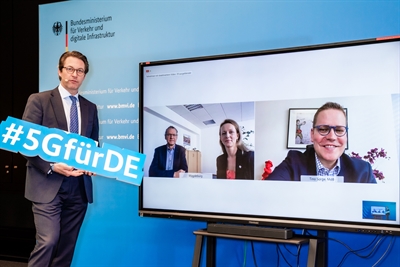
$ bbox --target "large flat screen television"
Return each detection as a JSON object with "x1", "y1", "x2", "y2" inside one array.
[{"x1": 139, "y1": 36, "x2": 400, "y2": 235}]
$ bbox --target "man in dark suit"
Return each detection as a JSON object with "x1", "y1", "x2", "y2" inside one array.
[
  {"x1": 149, "y1": 126, "x2": 188, "y2": 178},
  {"x1": 22, "y1": 51, "x2": 99, "y2": 267},
  {"x1": 268, "y1": 102, "x2": 376, "y2": 183}
]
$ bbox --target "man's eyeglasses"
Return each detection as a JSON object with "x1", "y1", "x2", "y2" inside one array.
[
  {"x1": 165, "y1": 134, "x2": 177, "y2": 137},
  {"x1": 63, "y1": 66, "x2": 85, "y2": 76},
  {"x1": 314, "y1": 125, "x2": 348, "y2": 137}
]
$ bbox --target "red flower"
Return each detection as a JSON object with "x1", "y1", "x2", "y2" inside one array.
[{"x1": 262, "y1": 160, "x2": 273, "y2": 180}]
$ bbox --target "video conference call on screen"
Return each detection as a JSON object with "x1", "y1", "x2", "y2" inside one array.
[{"x1": 139, "y1": 37, "x2": 400, "y2": 234}]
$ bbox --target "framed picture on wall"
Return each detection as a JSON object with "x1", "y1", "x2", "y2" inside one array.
[
  {"x1": 286, "y1": 108, "x2": 348, "y2": 149},
  {"x1": 183, "y1": 134, "x2": 191, "y2": 146}
]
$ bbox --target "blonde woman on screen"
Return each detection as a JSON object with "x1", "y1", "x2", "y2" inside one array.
[{"x1": 216, "y1": 119, "x2": 254, "y2": 179}]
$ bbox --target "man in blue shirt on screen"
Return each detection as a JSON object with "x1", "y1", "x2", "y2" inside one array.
[
  {"x1": 149, "y1": 126, "x2": 188, "y2": 178},
  {"x1": 267, "y1": 102, "x2": 376, "y2": 183}
]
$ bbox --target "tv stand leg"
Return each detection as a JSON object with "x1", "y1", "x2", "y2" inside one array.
[
  {"x1": 316, "y1": 230, "x2": 327, "y2": 267},
  {"x1": 192, "y1": 234, "x2": 203, "y2": 267},
  {"x1": 306, "y1": 230, "x2": 327, "y2": 267},
  {"x1": 307, "y1": 238, "x2": 318, "y2": 267},
  {"x1": 192, "y1": 233, "x2": 216, "y2": 267},
  {"x1": 206, "y1": 235, "x2": 216, "y2": 267}
]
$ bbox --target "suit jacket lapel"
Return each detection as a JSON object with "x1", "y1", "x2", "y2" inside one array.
[
  {"x1": 50, "y1": 88, "x2": 68, "y2": 131},
  {"x1": 305, "y1": 146, "x2": 317, "y2": 175},
  {"x1": 161, "y1": 145, "x2": 168, "y2": 169}
]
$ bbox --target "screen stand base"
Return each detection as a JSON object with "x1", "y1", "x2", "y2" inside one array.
[
  {"x1": 192, "y1": 227, "x2": 327, "y2": 267},
  {"x1": 207, "y1": 223, "x2": 294, "y2": 239}
]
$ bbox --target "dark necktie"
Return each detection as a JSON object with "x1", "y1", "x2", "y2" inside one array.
[{"x1": 69, "y1": 96, "x2": 79, "y2": 134}]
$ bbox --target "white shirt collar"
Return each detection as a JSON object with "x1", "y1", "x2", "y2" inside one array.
[{"x1": 58, "y1": 84, "x2": 79, "y2": 101}]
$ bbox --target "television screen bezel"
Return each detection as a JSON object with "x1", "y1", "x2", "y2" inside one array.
[{"x1": 138, "y1": 36, "x2": 400, "y2": 235}]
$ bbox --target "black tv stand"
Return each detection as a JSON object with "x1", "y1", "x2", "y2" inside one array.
[
  {"x1": 207, "y1": 223, "x2": 294, "y2": 239},
  {"x1": 192, "y1": 227, "x2": 327, "y2": 267}
]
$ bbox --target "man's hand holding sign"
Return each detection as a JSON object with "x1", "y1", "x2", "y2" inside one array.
[
  {"x1": 52, "y1": 162, "x2": 88, "y2": 177},
  {"x1": 50, "y1": 162, "x2": 96, "y2": 177}
]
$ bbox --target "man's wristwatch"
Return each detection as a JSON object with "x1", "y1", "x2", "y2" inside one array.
[{"x1": 48, "y1": 163, "x2": 55, "y2": 174}]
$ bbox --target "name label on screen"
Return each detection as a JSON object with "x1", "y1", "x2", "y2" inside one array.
[
  {"x1": 301, "y1": 175, "x2": 344, "y2": 183},
  {"x1": 180, "y1": 173, "x2": 213, "y2": 179}
]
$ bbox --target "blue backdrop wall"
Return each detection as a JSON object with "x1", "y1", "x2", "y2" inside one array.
[{"x1": 38, "y1": 1, "x2": 400, "y2": 266}]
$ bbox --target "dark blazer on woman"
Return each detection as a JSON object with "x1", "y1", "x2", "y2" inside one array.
[
  {"x1": 216, "y1": 149, "x2": 254, "y2": 179},
  {"x1": 267, "y1": 145, "x2": 376, "y2": 183}
]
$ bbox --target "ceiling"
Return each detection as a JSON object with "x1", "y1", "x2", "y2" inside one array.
[{"x1": 166, "y1": 102, "x2": 254, "y2": 129}]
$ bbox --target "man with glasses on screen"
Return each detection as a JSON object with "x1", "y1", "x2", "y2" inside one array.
[
  {"x1": 267, "y1": 102, "x2": 376, "y2": 183},
  {"x1": 149, "y1": 126, "x2": 188, "y2": 178}
]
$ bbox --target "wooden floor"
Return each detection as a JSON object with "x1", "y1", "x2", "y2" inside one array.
[{"x1": 0, "y1": 260, "x2": 27, "y2": 267}]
